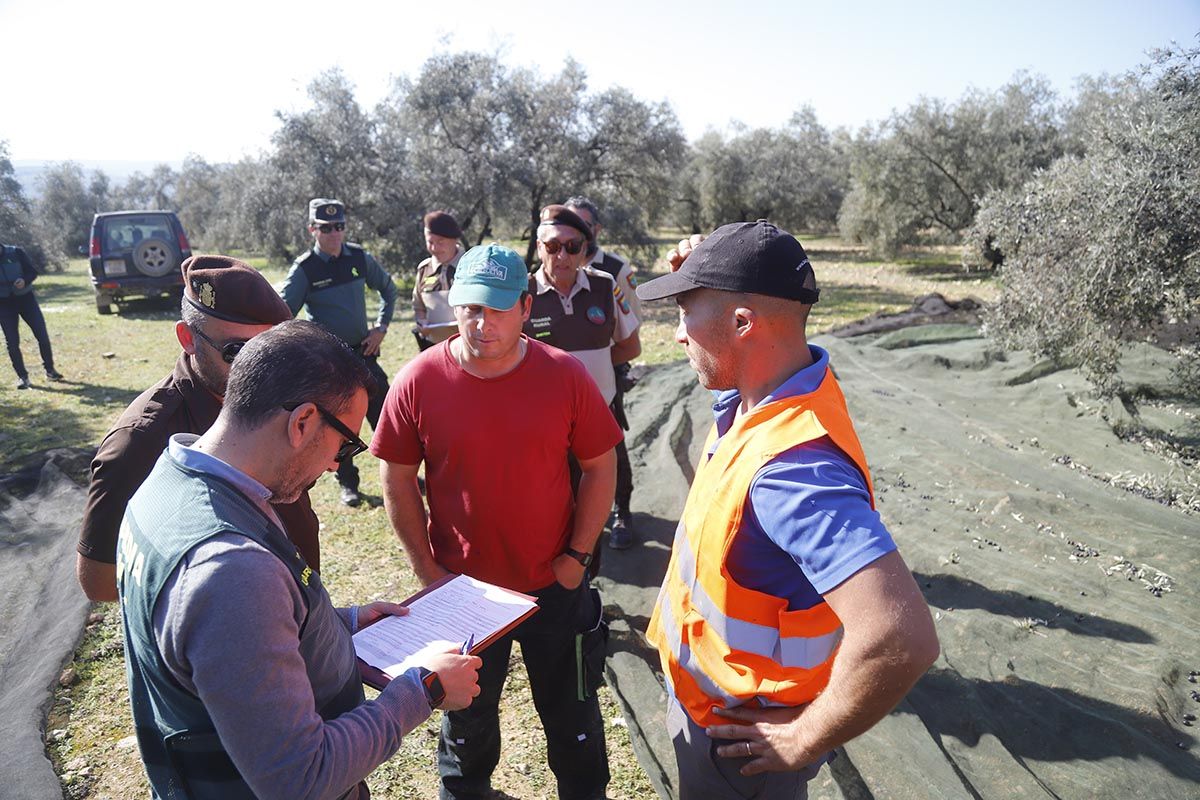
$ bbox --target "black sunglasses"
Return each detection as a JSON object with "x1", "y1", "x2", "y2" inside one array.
[
  {"x1": 539, "y1": 237, "x2": 584, "y2": 256},
  {"x1": 314, "y1": 222, "x2": 346, "y2": 233},
  {"x1": 191, "y1": 327, "x2": 248, "y2": 364},
  {"x1": 283, "y1": 402, "x2": 368, "y2": 463}
]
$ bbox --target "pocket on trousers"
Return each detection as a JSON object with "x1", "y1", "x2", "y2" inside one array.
[{"x1": 575, "y1": 586, "x2": 609, "y2": 700}]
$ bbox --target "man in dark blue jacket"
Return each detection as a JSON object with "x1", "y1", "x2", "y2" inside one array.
[{"x1": 0, "y1": 242, "x2": 62, "y2": 389}]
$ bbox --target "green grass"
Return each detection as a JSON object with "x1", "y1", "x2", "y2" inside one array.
[{"x1": 7, "y1": 242, "x2": 996, "y2": 799}]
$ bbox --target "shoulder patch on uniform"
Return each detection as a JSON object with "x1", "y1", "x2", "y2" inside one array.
[{"x1": 613, "y1": 283, "x2": 631, "y2": 315}]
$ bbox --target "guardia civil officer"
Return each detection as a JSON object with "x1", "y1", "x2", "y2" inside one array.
[{"x1": 280, "y1": 199, "x2": 399, "y2": 507}]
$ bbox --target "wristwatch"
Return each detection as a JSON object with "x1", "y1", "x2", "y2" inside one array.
[
  {"x1": 565, "y1": 547, "x2": 593, "y2": 568},
  {"x1": 418, "y1": 667, "x2": 445, "y2": 708}
]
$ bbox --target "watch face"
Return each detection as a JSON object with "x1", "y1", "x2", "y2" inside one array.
[{"x1": 421, "y1": 668, "x2": 446, "y2": 707}]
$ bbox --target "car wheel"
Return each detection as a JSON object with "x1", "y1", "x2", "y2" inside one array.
[
  {"x1": 96, "y1": 294, "x2": 113, "y2": 314},
  {"x1": 132, "y1": 238, "x2": 178, "y2": 277}
]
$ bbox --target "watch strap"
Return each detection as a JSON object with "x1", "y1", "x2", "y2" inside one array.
[
  {"x1": 566, "y1": 547, "x2": 592, "y2": 567},
  {"x1": 418, "y1": 666, "x2": 445, "y2": 708}
]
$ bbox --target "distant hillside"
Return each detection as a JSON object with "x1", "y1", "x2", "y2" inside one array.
[{"x1": 13, "y1": 160, "x2": 184, "y2": 200}]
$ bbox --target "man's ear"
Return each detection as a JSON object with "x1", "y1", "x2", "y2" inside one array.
[
  {"x1": 176, "y1": 321, "x2": 197, "y2": 354},
  {"x1": 733, "y1": 306, "x2": 755, "y2": 336},
  {"x1": 285, "y1": 403, "x2": 319, "y2": 449}
]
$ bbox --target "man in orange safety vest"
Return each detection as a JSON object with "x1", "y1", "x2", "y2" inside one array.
[{"x1": 637, "y1": 220, "x2": 940, "y2": 799}]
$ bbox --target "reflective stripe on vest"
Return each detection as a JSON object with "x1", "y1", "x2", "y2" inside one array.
[{"x1": 647, "y1": 367, "x2": 875, "y2": 727}]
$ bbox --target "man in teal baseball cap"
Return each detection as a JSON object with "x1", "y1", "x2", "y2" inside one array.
[
  {"x1": 371, "y1": 243, "x2": 620, "y2": 798},
  {"x1": 447, "y1": 243, "x2": 529, "y2": 313}
]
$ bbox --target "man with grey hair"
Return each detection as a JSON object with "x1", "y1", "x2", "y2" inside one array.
[
  {"x1": 118, "y1": 319, "x2": 481, "y2": 800},
  {"x1": 77, "y1": 255, "x2": 321, "y2": 602}
]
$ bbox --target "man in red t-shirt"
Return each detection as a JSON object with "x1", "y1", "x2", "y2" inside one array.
[{"x1": 370, "y1": 243, "x2": 619, "y2": 800}]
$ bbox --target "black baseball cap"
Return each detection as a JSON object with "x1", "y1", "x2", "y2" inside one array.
[{"x1": 636, "y1": 220, "x2": 819, "y2": 304}]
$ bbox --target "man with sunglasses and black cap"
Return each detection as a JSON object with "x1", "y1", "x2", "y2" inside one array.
[
  {"x1": 638, "y1": 222, "x2": 939, "y2": 799},
  {"x1": 76, "y1": 255, "x2": 322, "y2": 603},
  {"x1": 525, "y1": 204, "x2": 640, "y2": 569},
  {"x1": 280, "y1": 198, "x2": 399, "y2": 507}
]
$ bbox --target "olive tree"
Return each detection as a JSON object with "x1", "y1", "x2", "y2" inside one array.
[
  {"x1": 34, "y1": 161, "x2": 108, "y2": 257},
  {"x1": 840, "y1": 75, "x2": 1063, "y2": 255},
  {"x1": 382, "y1": 52, "x2": 686, "y2": 268},
  {"x1": 675, "y1": 108, "x2": 847, "y2": 237},
  {"x1": 978, "y1": 45, "x2": 1200, "y2": 399},
  {"x1": 0, "y1": 140, "x2": 49, "y2": 269}
]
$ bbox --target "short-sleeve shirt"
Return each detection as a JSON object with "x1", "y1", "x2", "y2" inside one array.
[
  {"x1": 716, "y1": 345, "x2": 896, "y2": 610},
  {"x1": 526, "y1": 266, "x2": 639, "y2": 404},
  {"x1": 78, "y1": 354, "x2": 322, "y2": 570},
  {"x1": 370, "y1": 336, "x2": 622, "y2": 591},
  {"x1": 588, "y1": 247, "x2": 642, "y2": 322},
  {"x1": 412, "y1": 248, "x2": 462, "y2": 344}
]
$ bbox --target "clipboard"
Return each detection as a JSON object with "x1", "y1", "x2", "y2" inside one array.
[{"x1": 355, "y1": 574, "x2": 539, "y2": 690}]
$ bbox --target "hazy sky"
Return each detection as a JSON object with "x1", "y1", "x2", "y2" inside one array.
[{"x1": 3, "y1": 0, "x2": 1196, "y2": 164}]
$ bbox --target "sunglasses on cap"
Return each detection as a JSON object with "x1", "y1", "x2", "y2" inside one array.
[
  {"x1": 190, "y1": 326, "x2": 248, "y2": 365},
  {"x1": 313, "y1": 222, "x2": 346, "y2": 233},
  {"x1": 283, "y1": 402, "x2": 368, "y2": 463},
  {"x1": 539, "y1": 237, "x2": 585, "y2": 256}
]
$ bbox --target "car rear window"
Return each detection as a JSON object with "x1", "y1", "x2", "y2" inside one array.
[{"x1": 100, "y1": 215, "x2": 174, "y2": 252}]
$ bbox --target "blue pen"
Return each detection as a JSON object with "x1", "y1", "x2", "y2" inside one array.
[{"x1": 461, "y1": 633, "x2": 475, "y2": 654}]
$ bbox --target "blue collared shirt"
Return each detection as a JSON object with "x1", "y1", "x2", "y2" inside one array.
[
  {"x1": 168, "y1": 433, "x2": 286, "y2": 533},
  {"x1": 709, "y1": 345, "x2": 896, "y2": 609}
]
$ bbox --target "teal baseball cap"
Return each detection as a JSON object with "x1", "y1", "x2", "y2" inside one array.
[{"x1": 448, "y1": 244, "x2": 529, "y2": 310}]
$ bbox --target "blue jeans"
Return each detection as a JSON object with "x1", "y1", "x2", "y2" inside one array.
[
  {"x1": 0, "y1": 292, "x2": 55, "y2": 379},
  {"x1": 438, "y1": 580, "x2": 609, "y2": 800}
]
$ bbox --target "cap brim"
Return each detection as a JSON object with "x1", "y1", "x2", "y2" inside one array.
[
  {"x1": 635, "y1": 270, "x2": 702, "y2": 301},
  {"x1": 447, "y1": 283, "x2": 521, "y2": 311}
]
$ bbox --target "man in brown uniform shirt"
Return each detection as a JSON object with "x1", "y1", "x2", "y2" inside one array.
[
  {"x1": 412, "y1": 211, "x2": 464, "y2": 351},
  {"x1": 75, "y1": 255, "x2": 321, "y2": 602}
]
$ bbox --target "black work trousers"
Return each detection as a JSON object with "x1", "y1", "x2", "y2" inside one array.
[
  {"x1": 438, "y1": 580, "x2": 609, "y2": 800},
  {"x1": 0, "y1": 292, "x2": 55, "y2": 379},
  {"x1": 335, "y1": 352, "x2": 388, "y2": 491}
]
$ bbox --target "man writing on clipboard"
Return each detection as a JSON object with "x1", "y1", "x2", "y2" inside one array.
[
  {"x1": 372, "y1": 243, "x2": 620, "y2": 800},
  {"x1": 116, "y1": 321, "x2": 481, "y2": 800}
]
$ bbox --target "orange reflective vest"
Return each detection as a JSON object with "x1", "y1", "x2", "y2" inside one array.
[{"x1": 647, "y1": 367, "x2": 875, "y2": 727}]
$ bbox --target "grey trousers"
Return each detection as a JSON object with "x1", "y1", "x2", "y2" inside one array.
[{"x1": 667, "y1": 696, "x2": 813, "y2": 800}]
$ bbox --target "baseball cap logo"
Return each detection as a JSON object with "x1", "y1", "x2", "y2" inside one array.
[
  {"x1": 324, "y1": 205, "x2": 339, "y2": 216},
  {"x1": 465, "y1": 260, "x2": 508, "y2": 281}
]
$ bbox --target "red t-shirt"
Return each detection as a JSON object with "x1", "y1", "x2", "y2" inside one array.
[{"x1": 370, "y1": 335, "x2": 622, "y2": 591}]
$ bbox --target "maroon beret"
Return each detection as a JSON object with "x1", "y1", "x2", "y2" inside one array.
[
  {"x1": 538, "y1": 204, "x2": 594, "y2": 243},
  {"x1": 181, "y1": 255, "x2": 293, "y2": 326},
  {"x1": 423, "y1": 210, "x2": 462, "y2": 239}
]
